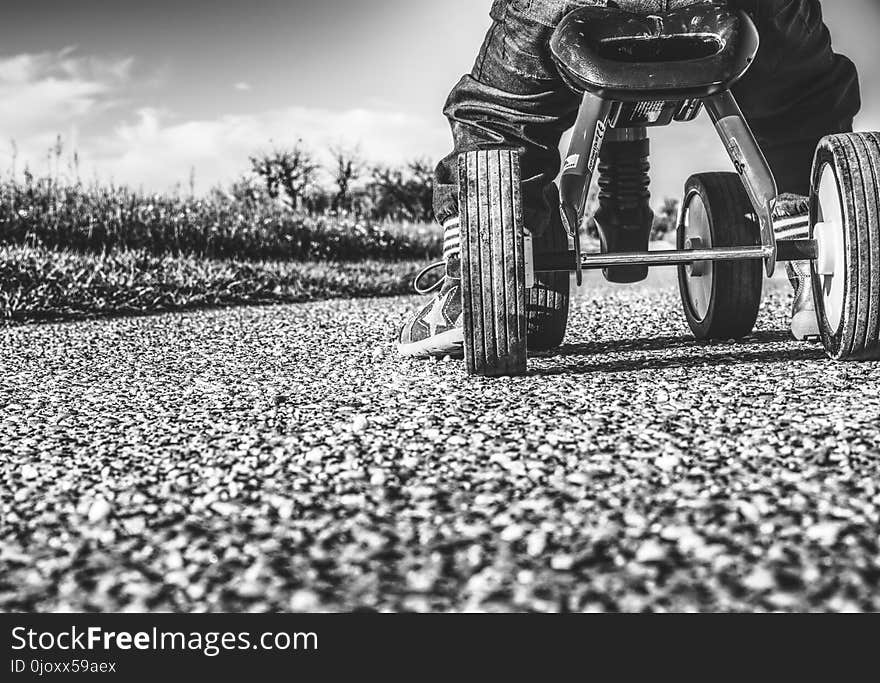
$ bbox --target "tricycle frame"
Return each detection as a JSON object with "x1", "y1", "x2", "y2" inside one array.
[{"x1": 556, "y1": 89, "x2": 786, "y2": 282}]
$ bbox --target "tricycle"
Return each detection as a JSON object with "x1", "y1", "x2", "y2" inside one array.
[{"x1": 457, "y1": 1, "x2": 880, "y2": 376}]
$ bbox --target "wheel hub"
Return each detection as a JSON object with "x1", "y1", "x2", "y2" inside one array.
[
  {"x1": 684, "y1": 236, "x2": 709, "y2": 277},
  {"x1": 813, "y1": 221, "x2": 837, "y2": 276},
  {"x1": 682, "y1": 194, "x2": 714, "y2": 321},
  {"x1": 815, "y1": 163, "x2": 846, "y2": 332}
]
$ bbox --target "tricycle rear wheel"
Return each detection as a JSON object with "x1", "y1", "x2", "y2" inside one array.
[
  {"x1": 811, "y1": 133, "x2": 880, "y2": 361},
  {"x1": 677, "y1": 172, "x2": 763, "y2": 340},
  {"x1": 528, "y1": 211, "x2": 570, "y2": 351}
]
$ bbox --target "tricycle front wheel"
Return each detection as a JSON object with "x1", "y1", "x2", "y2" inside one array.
[{"x1": 458, "y1": 149, "x2": 528, "y2": 377}]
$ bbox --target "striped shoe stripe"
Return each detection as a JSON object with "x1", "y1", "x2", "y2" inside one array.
[
  {"x1": 774, "y1": 225, "x2": 810, "y2": 234},
  {"x1": 775, "y1": 223, "x2": 810, "y2": 235},
  {"x1": 443, "y1": 217, "x2": 461, "y2": 258},
  {"x1": 774, "y1": 216, "x2": 809, "y2": 231},
  {"x1": 774, "y1": 215, "x2": 810, "y2": 242},
  {"x1": 776, "y1": 229, "x2": 811, "y2": 241}
]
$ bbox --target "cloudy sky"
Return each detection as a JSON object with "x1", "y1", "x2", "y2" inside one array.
[{"x1": 1, "y1": 0, "x2": 877, "y2": 202}]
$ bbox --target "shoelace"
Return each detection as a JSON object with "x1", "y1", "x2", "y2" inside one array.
[
  {"x1": 413, "y1": 261, "x2": 445, "y2": 295},
  {"x1": 788, "y1": 260, "x2": 811, "y2": 299}
]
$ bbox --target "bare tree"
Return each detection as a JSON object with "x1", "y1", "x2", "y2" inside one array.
[
  {"x1": 250, "y1": 141, "x2": 319, "y2": 210},
  {"x1": 329, "y1": 146, "x2": 363, "y2": 212},
  {"x1": 652, "y1": 197, "x2": 680, "y2": 240},
  {"x1": 407, "y1": 159, "x2": 434, "y2": 222},
  {"x1": 366, "y1": 159, "x2": 434, "y2": 222},
  {"x1": 368, "y1": 166, "x2": 411, "y2": 221}
]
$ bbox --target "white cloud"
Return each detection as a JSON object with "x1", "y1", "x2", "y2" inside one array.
[
  {"x1": 0, "y1": 49, "x2": 448, "y2": 192},
  {"x1": 0, "y1": 49, "x2": 132, "y2": 175},
  {"x1": 233, "y1": 82, "x2": 251, "y2": 91}
]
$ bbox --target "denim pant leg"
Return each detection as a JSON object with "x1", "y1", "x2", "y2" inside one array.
[
  {"x1": 732, "y1": 0, "x2": 861, "y2": 195},
  {"x1": 433, "y1": 0, "x2": 589, "y2": 236}
]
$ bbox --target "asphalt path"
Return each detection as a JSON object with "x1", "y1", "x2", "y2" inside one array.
[{"x1": 2, "y1": 271, "x2": 880, "y2": 612}]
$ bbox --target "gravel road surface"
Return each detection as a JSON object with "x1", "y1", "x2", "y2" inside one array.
[{"x1": 2, "y1": 272, "x2": 880, "y2": 612}]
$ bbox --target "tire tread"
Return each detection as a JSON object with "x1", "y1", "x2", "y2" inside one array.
[
  {"x1": 459, "y1": 150, "x2": 527, "y2": 376},
  {"x1": 528, "y1": 213, "x2": 570, "y2": 350},
  {"x1": 813, "y1": 133, "x2": 880, "y2": 361}
]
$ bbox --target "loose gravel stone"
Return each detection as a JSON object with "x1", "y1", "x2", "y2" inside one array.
[
  {"x1": 87, "y1": 497, "x2": 112, "y2": 523},
  {"x1": 2, "y1": 272, "x2": 879, "y2": 612}
]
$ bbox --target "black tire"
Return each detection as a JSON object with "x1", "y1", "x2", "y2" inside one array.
[
  {"x1": 459, "y1": 149, "x2": 528, "y2": 376},
  {"x1": 528, "y1": 212, "x2": 570, "y2": 350},
  {"x1": 677, "y1": 172, "x2": 763, "y2": 340},
  {"x1": 811, "y1": 133, "x2": 880, "y2": 361}
]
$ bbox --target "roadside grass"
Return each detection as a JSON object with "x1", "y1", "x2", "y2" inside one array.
[
  {"x1": 0, "y1": 178, "x2": 440, "y2": 323},
  {"x1": 1, "y1": 245, "x2": 424, "y2": 324},
  {"x1": 0, "y1": 178, "x2": 440, "y2": 262}
]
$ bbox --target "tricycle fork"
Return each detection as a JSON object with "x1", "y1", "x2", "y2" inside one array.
[
  {"x1": 704, "y1": 90, "x2": 779, "y2": 276},
  {"x1": 559, "y1": 93, "x2": 613, "y2": 286}
]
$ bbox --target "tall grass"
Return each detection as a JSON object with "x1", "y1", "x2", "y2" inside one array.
[
  {"x1": 1, "y1": 245, "x2": 421, "y2": 322},
  {"x1": 0, "y1": 177, "x2": 441, "y2": 262}
]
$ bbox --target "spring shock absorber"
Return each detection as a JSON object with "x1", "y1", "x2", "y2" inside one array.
[{"x1": 593, "y1": 127, "x2": 655, "y2": 284}]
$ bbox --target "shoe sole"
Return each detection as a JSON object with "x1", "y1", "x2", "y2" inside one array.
[
  {"x1": 791, "y1": 310, "x2": 821, "y2": 342},
  {"x1": 397, "y1": 328, "x2": 464, "y2": 359}
]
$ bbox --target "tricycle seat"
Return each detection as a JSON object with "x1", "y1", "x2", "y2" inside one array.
[{"x1": 549, "y1": 3, "x2": 758, "y2": 102}]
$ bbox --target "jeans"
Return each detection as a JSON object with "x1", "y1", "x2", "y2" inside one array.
[{"x1": 432, "y1": 0, "x2": 861, "y2": 236}]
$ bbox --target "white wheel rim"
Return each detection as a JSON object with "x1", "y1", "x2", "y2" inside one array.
[
  {"x1": 683, "y1": 193, "x2": 713, "y2": 321},
  {"x1": 815, "y1": 163, "x2": 846, "y2": 333}
]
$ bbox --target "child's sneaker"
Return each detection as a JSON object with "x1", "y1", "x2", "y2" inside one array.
[
  {"x1": 397, "y1": 218, "x2": 464, "y2": 358},
  {"x1": 788, "y1": 260, "x2": 820, "y2": 341},
  {"x1": 774, "y1": 194, "x2": 820, "y2": 341}
]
